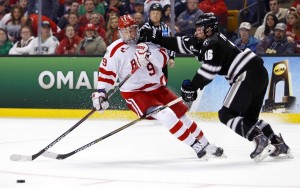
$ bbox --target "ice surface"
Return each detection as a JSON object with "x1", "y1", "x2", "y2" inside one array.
[{"x1": 0, "y1": 117, "x2": 299, "y2": 188}]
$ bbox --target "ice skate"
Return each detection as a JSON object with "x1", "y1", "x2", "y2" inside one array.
[
  {"x1": 270, "y1": 134, "x2": 293, "y2": 159},
  {"x1": 250, "y1": 133, "x2": 275, "y2": 163},
  {"x1": 191, "y1": 141, "x2": 224, "y2": 160},
  {"x1": 191, "y1": 141, "x2": 208, "y2": 160},
  {"x1": 205, "y1": 143, "x2": 225, "y2": 158}
]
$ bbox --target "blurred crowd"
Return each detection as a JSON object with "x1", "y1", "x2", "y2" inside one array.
[{"x1": 0, "y1": 0, "x2": 299, "y2": 55}]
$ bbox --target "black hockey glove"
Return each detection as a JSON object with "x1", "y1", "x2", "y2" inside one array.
[
  {"x1": 181, "y1": 80, "x2": 198, "y2": 102},
  {"x1": 139, "y1": 28, "x2": 162, "y2": 45}
]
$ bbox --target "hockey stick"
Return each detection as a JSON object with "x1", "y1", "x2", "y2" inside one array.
[
  {"x1": 41, "y1": 97, "x2": 182, "y2": 160},
  {"x1": 10, "y1": 66, "x2": 140, "y2": 162}
]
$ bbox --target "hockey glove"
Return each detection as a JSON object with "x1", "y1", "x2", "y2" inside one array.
[
  {"x1": 92, "y1": 89, "x2": 109, "y2": 112},
  {"x1": 139, "y1": 28, "x2": 162, "y2": 45},
  {"x1": 135, "y1": 43, "x2": 151, "y2": 67},
  {"x1": 181, "y1": 79, "x2": 198, "y2": 102}
]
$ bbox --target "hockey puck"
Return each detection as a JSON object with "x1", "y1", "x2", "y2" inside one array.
[{"x1": 16, "y1": 179, "x2": 25, "y2": 183}]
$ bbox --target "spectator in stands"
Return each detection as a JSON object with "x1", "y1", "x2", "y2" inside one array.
[
  {"x1": 0, "y1": 28, "x2": 13, "y2": 54},
  {"x1": 162, "y1": 4, "x2": 170, "y2": 23},
  {"x1": 78, "y1": 0, "x2": 95, "y2": 28},
  {"x1": 107, "y1": 0, "x2": 128, "y2": 16},
  {"x1": 263, "y1": 0, "x2": 288, "y2": 24},
  {"x1": 0, "y1": 0, "x2": 10, "y2": 21},
  {"x1": 57, "y1": 12, "x2": 85, "y2": 41},
  {"x1": 254, "y1": 13, "x2": 279, "y2": 41},
  {"x1": 56, "y1": 24, "x2": 82, "y2": 54},
  {"x1": 79, "y1": 0, "x2": 107, "y2": 17},
  {"x1": 234, "y1": 22, "x2": 259, "y2": 52},
  {"x1": 291, "y1": 0, "x2": 300, "y2": 16},
  {"x1": 17, "y1": 0, "x2": 28, "y2": 16},
  {"x1": 0, "y1": 4, "x2": 23, "y2": 42},
  {"x1": 88, "y1": 12, "x2": 106, "y2": 41},
  {"x1": 256, "y1": 23, "x2": 296, "y2": 55},
  {"x1": 133, "y1": 12, "x2": 144, "y2": 28},
  {"x1": 105, "y1": 6, "x2": 119, "y2": 22},
  {"x1": 57, "y1": 1, "x2": 80, "y2": 29},
  {"x1": 75, "y1": 23, "x2": 106, "y2": 54},
  {"x1": 57, "y1": 0, "x2": 73, "y2": 20},
  {"x1": 105, "y1": 15, "x2": 119, "y2": 45},
  {"x1": 198, "y1": 0, "x2": 227, "y2": 34},
  {"x1": 176, "y1": 0, "x2": 203, "y2": 36},
  {"x1": 286, "y1": 11, "x2": 300, "y2": 40},
  {"x1": 21, "y1": 14, "x2": 60, "y2": 37},
  {"x1": 292, "y1": 21, "x2": 300, "y2": 53},
  {"x1": 133, "y1": 0, "x2": 147, "y2": 19},
  {"x1": 29, "y1": 21, "x2": 60, "y2": 54},
  {"x1": 27, "y1": 0, "x2": 59, "y2": 23},
  {"x1": 123, "y1": 0, "x2": 135, "y2": 15},
  {"x1": 9, "y1": 25, "x2": 34, "y2": 54},
  {"x1": 174, "y1": 0, "x2": 186, "y2": 18}
]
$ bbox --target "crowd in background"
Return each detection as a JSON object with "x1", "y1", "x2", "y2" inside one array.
[{"x1": 0, "y1": 0, "x2": 299, "y2": 55}]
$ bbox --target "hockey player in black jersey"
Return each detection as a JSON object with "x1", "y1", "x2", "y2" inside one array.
[{"x1": 139, "y1": 12, "x2": 292, "y2": 162}]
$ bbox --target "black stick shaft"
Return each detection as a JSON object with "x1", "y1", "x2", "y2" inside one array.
[
  {"x1": 30, "y1": 67, "x2": 139, "y2": 160},
  {"x1": 47, "y1": 97, "x2": 182, "y2": 160}
]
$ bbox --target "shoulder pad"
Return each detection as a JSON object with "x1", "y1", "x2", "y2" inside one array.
[
  {"x1": 203, "y1": 35, "x2": 218, "y2": 47},
  {"x1": 108, "y1": 40, "x2": 126, "y2": 57}
]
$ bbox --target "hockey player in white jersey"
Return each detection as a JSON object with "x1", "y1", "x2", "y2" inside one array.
[
  {"x1": 29, "y1": 21, "x2": 59, "y2": 54},
  {"x1": 92, "y1": 14, "x2": 224, "y2": 159}
]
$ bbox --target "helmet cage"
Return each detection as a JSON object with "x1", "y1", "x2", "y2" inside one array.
[{"x1": 118, "y1": 25, "x2": 140, "y2": 44}]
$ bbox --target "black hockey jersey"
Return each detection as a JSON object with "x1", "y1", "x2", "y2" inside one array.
[{"x1": 159, "y1": 32, "x2": 264, "y2": 89}]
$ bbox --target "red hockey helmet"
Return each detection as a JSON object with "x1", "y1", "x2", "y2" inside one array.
[{"x1": 118, "y1": 14, "x2": 139, "y2": 44}]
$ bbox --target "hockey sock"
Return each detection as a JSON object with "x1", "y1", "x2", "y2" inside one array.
[
  {"x1": 180, "y1": 115, "x2": 208, "y2": 146},
  {"x1": 255, "y1": 119, "x2": 279, "y2": 144},
  {"x1": 225, "y1": 116, "x2": 260, "y2": 141},
  {"x1": 152, "y1": 107, "x2": 196, "y2": 146}
]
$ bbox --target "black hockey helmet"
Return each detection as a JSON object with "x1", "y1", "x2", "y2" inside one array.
[
  {"x1": 195, "y1": 12, "x2": 219, "y2": 34},
  {"x1": 149, "y1": 3, "x2": 163, "y2": 12}
]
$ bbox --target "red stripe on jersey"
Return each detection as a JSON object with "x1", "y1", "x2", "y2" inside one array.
[
  {"x1": 99, "y1": 67, "x2": 116, "y2": 78},
  {"x1": 178, "y1": 129, "x2": 190, "y2": 141},
  {"x1": 98, "y1": 77, "x2": 115, "y2": 85},
  {"x1": 110, "y1": 41, "x2": 126, "y2": 57},
  {"x1": 169, "y1": 121, "x2": 183, "y2": 134},
  {"x1": 196, "y1": 131, "x2": 204, "y2": 140},
  {"x1": 159, "y1": 48, "x2": 168, "y2": 67},
  {"x1": 189, "y1": 122, "x2": 197, "y2": 133},
  {"x1": 134, "y1": 83, "x2": 157, "y2": 91}
]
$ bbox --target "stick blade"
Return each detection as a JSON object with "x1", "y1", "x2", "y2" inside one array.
[
  {"x1": 10, "y1": 154, "x2": 33, "y2": 161},
  {"x1": 41, "y1": 151, "x2": 59, "y2": 159}
]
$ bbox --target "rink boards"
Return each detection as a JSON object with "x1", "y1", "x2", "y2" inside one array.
[
  {"x1": 0, "y1": 55, "x2": 299, "y2": 123},
  {"x1": 0, "y1": 108, "x2": 299, "y2": 124}
]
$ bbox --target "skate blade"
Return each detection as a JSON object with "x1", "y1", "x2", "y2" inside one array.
[
  {"x1": 211, "y1": 153, "x2": 227, "y2": 158},
  {"x1": 254, "y1": 144, "x2": 276, "y2": 163},
  {"x1": 271, "y1": 152, "x2": 294, "y2": 159}
]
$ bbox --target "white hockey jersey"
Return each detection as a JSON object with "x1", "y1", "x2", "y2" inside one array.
[{"x1": 97, "y1": 39, "x2": 169, "y2": 92}]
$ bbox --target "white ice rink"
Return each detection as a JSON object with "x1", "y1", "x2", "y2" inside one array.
[{"x1": 0, "y1": 117, "x2": 299, "y2": 188}]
